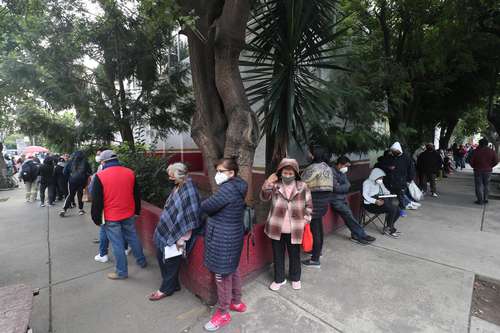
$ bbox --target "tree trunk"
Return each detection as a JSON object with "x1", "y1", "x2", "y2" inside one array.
[
  {"x1": 439, "y1": 118, "x2": 458, "y2": 149},
  {"x1": 119, "y1": 121, "x2": 135, "y2": 147},
  {"x1": 0, "y1": 142, "x2": 7, "y2": 178},
  {"x1": 182, "y1": 0, "x2": 259, "y2": 201},
  {"x1": 486, "y1": 69, "x2": 500, "y2": 136}
]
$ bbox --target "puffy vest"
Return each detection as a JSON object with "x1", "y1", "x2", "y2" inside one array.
[{"x1": 96, "y1": 166, "x2": 136, "y2": 222}]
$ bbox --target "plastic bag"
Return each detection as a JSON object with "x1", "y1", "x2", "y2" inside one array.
[
  {"x1": 408, "y1": 180, "x2": 423, "y2": 202},
  {"x1": 302, "y1": 224, "x2": 313, "y2": 252}
]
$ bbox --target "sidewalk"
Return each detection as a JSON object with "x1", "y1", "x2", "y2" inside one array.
[{"x1": 1, "y1": 172, "x2": 500, "y2": 332}]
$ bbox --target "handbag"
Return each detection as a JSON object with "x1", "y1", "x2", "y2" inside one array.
[
  {"x1": 302, "y1": 224, "x2": 313, "y2": 252},
  {"x1": 408, "y1": 180, "x2": 423, "y2": 202}
]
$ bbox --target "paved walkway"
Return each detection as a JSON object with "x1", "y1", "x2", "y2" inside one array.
[{"x1": 1, "y1": 171, "x2": 500, "y2": 333}]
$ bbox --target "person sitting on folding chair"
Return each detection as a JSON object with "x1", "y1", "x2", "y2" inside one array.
[{"x1": 362, "y1": 168, "x2": 401, "y2": 238}]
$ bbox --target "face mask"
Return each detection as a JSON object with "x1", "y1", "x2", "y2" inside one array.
[
  {"x1": 281, "y1": 175, "x2": 295, "y2": 184},
  {"x1": 215, "y1": 172, "x2": 229, "y2": 185},
  {"x1": 376, "y1": 179, "x2": 384, "y2": 185},
  {"x1": 95, "y1": 156, "x2": 101, "y2": 163},
  {"x1": 339, "y1": 167, "x2": 348, "y2": 174}
]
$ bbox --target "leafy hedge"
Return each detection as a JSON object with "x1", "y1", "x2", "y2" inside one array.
[{"x1": 114, "y1": 144, "x2": 173, "y2": 208}]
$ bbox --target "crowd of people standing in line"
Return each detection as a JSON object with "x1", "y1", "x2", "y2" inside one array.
[{"x1": 10, "y1": 138, "x2": 498, "y2": 332}]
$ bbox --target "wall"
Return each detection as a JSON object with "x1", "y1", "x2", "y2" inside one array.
[{"x1": 135, "y1": 182, "x2": 364, "y2": 304}]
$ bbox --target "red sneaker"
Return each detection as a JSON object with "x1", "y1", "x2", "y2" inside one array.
[
  {"x1": 230, "y1": 302, "x2": 247, "y2": 313},
  {"x1": 204, "y1": 309, "x2": 231, "y2": 331}
]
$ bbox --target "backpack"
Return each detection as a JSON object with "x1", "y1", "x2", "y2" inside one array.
[
  {"x1": 20, "y1": 162, "x2": 37, "y2": 182},
  {"x1": 243, "y1": 205, "x2": 257, "y2": 263}
]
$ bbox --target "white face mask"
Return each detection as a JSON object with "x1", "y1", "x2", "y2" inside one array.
[
  {"x1": 215, "y1": 172, "x2": 229, "y2": 185},
  {"x1": 339, "y1": 167, "x2": 348, "y2": 174},
  {"x1": 376, "y1": 178, "x2": 384, "y2": 185},
  {"x1": 95, "y1": 156, "x2": 101, "y2": 163}
]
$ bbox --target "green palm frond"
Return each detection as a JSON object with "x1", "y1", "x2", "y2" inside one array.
[{"x1": 241, "y1": 0, "x2": 348, "y2": 154}]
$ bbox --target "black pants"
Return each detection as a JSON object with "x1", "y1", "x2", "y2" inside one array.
[
  {"x1": 271, "y1": 233, "x2": 301, "y2": 283},
  {"x1": 420, "y1": 173, "x2": 436, "y2": 194},
  {"x1": 310, "y1": 192, "x2": 329, "y2": 262},
  {"x1": 63, "y1": 184, "x2": 84, "y2": 210},
  {"x1": 310, "y1": 217, "x2": 323, "y2": 261},
  {"x1": 474, "y1": 171, "x2": 491, "y2": 202},
  {"x1": 364, "y1": 200, "x2": 399, "y2": 232},
  {"x1": 40, "y1": 182, "x2": 56, "y2": 204},
  {"x1": 330, "y1": 200, "x2": 367, "y2": 239},
  {"x1": 156, "y1": 248, "x2": 182, "y2": 295},
  {"x1": 56, "y1": 178, "x2": 68, "y2": 200}
]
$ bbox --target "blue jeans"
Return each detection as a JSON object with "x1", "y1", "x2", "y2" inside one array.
[
  {"x1": 99, "y1": 225, "x2": 129, "y2": 257},
  {"x1": 330, "y1": 200, "x2": 367, "y2": 239},
  {"x1": 104, "y1": 217, "x2": 147, "y2": 278}
]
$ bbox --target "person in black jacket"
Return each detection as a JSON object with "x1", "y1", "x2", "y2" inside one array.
[
  {"x1": 39, "y1": 156, "x2": 57, "y2": 207},
  {"x1": 417, "y1": 144, "x2": 443, "y2": 197},
  {"x1": 54, "y1": 156, "x2": 68, "y2": 201},
  {"x1": 60, "y1": 151, "x2": 92, "y2": 217},
  {"x1": 379, "y1": 142, "x2": 416, "y2": 211},
  {"x1": 19, "y1": 155, "x2": 40, "y2": 202}
]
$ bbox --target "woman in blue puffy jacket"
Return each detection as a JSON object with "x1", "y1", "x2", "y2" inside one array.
[{"x1": 201, "y1": 157, "x2": 248, "y2": 332}]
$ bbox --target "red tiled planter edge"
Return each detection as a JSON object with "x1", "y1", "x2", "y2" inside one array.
[{"x1": 135, "y1": 191, "x2": 361, "y2": 305}]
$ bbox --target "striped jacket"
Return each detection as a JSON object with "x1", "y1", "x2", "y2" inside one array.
[{"x1": 260, "y1": 180, "x2": 313, "y2": 244}]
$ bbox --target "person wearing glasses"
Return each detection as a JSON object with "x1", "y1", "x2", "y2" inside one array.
[{"x1": 201, "y1": 158, "x2": 248, "y2": 332}]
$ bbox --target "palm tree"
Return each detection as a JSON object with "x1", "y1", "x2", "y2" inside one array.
[{"x1": 241, "y1": 0, "x2": 348, "y2": 174}]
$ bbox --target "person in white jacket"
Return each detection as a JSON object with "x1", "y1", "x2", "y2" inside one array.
[{"x1": 363, "y1": 168, "x2": 401, "y2": 238}]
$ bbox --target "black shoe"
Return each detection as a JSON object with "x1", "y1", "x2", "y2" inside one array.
[
  {"x1": 384, "y1": 228, "x2": 401, "y2": 238},
  {"x1": 351, "y1": 236, "x2": 370, "y2": 245},
  {"x1": 474, "y1": 200, "x2": 483, "y2": 205},
  {"x1": 484, "y1": 200, "x2": 489, "y2": 204},
  {"x1": 363, "y1": 235, "x2": 376, "y2": 243},
  {"x1": 302, "y1": 259, "x2": 321, "y2": 268}
]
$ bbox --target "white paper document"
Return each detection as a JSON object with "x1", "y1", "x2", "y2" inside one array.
[
  {"x1": 164, "y1": 244, "x2": 183, "y2": 260},
  {"x1": 378, "y1": 194, "x2": 397, "y2": 198}
]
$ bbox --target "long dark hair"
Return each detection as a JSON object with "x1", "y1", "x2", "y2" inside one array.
[{"x1": 71, "y1": 151, "x2": 86, "y2": 173}]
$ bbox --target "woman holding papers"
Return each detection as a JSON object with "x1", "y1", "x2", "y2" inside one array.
[
  {"x1": 362, "y1": 168, "x2": 401, "y2": 238},
  {"x1": 150, "y1": 163, "x2": 201, "y2": 301},
  {"x1": 201, "y1": 158, "x2": 248, "y2": 332}
]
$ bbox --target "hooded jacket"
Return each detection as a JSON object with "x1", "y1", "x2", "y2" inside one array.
[
  {"x1": 39, "y1": 157, "x2": 56, "y2": 185},
  {"x1": 380, "y1": 142, "x2": 416, "y2": 191},
  {"x1": 363, "y1": 168, "x2": 391, "y2": 205},
  {"x1": 202, "y1": 176, "x2": 248, "y2": 275},
  {"x1": 260, "y1": 158, "x2": 313, "y2": 245}
]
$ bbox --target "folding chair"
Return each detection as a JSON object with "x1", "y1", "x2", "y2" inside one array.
[{"x1": 359, "y1": 200, "x2": 387, "y2": 234}]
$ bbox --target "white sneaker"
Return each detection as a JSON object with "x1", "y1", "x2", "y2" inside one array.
[
  {"x1": 125, "y1": 247, "x2": 131, "y2": 256},
  {"x1": 411, "y1": 201, "x2": 421, "y2": 208},
  {"x1": 269, "y1": 280, "x2": 287, "y2": 291},
  {"x1": 94, "y1": 254, "x2": 109, "y2": 263},
  {"x1": 431, "y1": 193, "x2": 439, "y2": 198},
  {"x1": 406, "y1": 204, "x2": 417, "y2": 210}
]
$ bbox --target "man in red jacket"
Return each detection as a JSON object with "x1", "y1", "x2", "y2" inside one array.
[
  {"x1": 470, "y1": 138, "x2": 499, "y2": 205},
  {"x1": 91, "y1": 150, "x2": 147, "y2": 279}
]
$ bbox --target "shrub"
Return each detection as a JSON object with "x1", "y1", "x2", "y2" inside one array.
[{"x1": 114, "y1": 144, "x2": 172, "y2": 208}]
